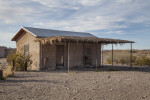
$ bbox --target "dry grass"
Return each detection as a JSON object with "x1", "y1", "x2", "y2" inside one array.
[{"x1": 35, "y1": 36, "x2": 134, "y2": 45}]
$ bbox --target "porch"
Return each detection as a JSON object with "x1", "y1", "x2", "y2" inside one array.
[{"x1": 37, "y1": 36, "x2": 134, "y2": 72}]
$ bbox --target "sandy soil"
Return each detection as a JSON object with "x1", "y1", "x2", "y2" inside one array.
[{"x1": 0, "y1": 67, "x2": 150, "y2": 100}]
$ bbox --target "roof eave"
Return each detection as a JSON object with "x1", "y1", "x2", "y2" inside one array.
[
  {"x1": 11, "y1": 27, "x2": 37, "y2": 41},
  {"x1": 11, "y1": 28, "x2": 23, "y2": 41},
  {"x1": 35, "y1": 36, "x2": 135, "y2": 44}
]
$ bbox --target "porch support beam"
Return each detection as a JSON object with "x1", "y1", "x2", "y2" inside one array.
[
  {"x1": 101, "y1": 44, "x2": 103, "y2": 67},
  {"x1": 40, "y1": 42, "x2": 43, "y2": 69},
  {"x1": 96, "y1": 44, "x2": 98, "y2": 70},
  {"x1": 67, "y1": 42, "x2": 70, "y2": 73},
  {"x1": 112, "y1": 44, "x2": 114, "y2": 67},
  {"x1": 99, "y1": 43, "x2": 101, "y2": 67},
  {"x1": 130, "y1": 43, "x2": 133, "y2": 68},
  {"x1": 83, "y1": 43, "x2": 85, "y2": 67}
]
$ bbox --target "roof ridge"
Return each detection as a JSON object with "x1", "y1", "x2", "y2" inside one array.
[{"x1": 23, "y1": 26, "x2": 91, "y2": 34}]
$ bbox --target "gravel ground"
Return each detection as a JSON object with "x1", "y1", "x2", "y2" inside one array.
[{"x1": 0, "y1": 67, "x2": 150, "y2": 100}]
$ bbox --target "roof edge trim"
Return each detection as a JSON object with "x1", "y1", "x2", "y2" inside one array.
[
  {"x1": 11, "y1": 27, "x2": 37, "y2": 41},
  {"x1": 22, "y1": 27, "x2": 37, "y2": 37}
]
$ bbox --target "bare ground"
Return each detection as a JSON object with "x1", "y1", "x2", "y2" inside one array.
[{"x1": 0, "y1": 67, "x2": 150, "y2": 100}]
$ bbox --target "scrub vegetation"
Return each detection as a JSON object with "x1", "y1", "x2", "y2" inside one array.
[
  {"x1": 103, "y1": 50, "x2": 150, "y2": 66},
  {"x1": 6, "y1": 53, "x2": 32, "y2": 71}
]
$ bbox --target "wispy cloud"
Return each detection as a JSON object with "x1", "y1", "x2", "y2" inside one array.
[
  {"x1": 0, "y1": 0, "x2": 149, "y2": 29},
  {"x1": 0, "y1": 0, "x2": 150, "y2": 48},
  {"x1": 31, "y1": 0, "x2": 150, "y2": 33},
  {"x1": 104, "y1": 31, "x2": 124, "y2": 34},
  {"x1": 0, "y1": 32, "x2": 15, "y2": 47},
  {"x1": 34, "y1": 16, "x2": 127, "y2": 32}
]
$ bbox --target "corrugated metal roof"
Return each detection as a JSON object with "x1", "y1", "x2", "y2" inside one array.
[{"x1": 23, "y1": 27, "x2": 96, "y2": 38}]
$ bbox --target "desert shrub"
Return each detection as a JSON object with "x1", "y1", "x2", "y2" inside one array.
[
  {"x1": 2, "y1": 66, "x2": 15, "y2": 78},
  {"x1": 118, "y1": 56, "x2": 136, "y2": 65},
  {"x1": 134, "y1": 56, "x2": 150, "y2": 66},
  {"x1": 7, "y1": 53, "x2": 32, "y2": 70},
  {"x1": 103, "y1": 50, "x2": 150, "y2": 66},
  {"x1": 114, "y1": 58, "x2": 120, "y2": 64},
  {"x1": 134, "y1": 58, "x2": 143, "y2": 66},
  {"x1": 0, "y1": 66, "x2": 15, "y2": 80},
  {"x1": 132, "y1": 56, "x2": 137, "y2": 63},
  {"x1": 106, "y1": 58, "x2": 112, "y2": 64},
  {"x1": 119, "y1": 58, "x2": 126, "y2": 65},
  {"x1": 118, "y1": 56, "x2": 130, "y2": 65},
  {"x1": 7, "y1": 54, "x2": 17, "y2": 66}
]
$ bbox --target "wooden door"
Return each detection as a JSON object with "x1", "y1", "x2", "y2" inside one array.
[
  {"x1": 85, "y1": 48, "x2": 92, "y2": 65},
  {"x1": 56, "y1": 45, "x2": 64, "y2": 66}
]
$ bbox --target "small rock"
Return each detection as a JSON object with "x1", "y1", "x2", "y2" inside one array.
[
  {"x1": 66, "y1": 87, "x2": 70, "y2": 90},
  {"x1": 108, "y1": 76, "x2": 111, "y2": 78},
  {"x1": 72, "y1": 97, "x2": 76, "y2": 99},
  {"x1": 75, "y1": 90, "x2": 78, "y2": 93},
  {"x1": 18, "y1": 97, "x2": 22, "y2": 99},
  {"x1": 128, "y1": 84, "x2": 132, "y2": 86},
  {"x1": 142, "y1": 96, "x2": 147, "y2": 98},
  {"x1": 110, "y1": 89, "x2": 113, "y2": 91},
  {"x1": 89, "y1": 98, "x2": 92, "y2": 100}
]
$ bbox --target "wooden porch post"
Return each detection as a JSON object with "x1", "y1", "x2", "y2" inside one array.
[
  {"x1": 40, "y1": 42, "x2": 43, "y2": 69},
  {"x1": 68, "y1": 42, "x2": 70, "y2": 73},
  {"x1": 101, "y1": 44, "x2": 103, "y2": 67},
  {"x1": 83, "y1": 43, "x2": 85, "y2": 67},
  {"x1": 112, "y1": 44, "x2": 114, "y2": 67},
  {"x1": 96, "y1": 44, "x2": 98, "y2": 70},
  {"x1": 130, "y1": 43, "x2": 133, "y2": 68}
]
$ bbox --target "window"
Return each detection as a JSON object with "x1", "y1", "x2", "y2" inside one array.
[{"x1": 24, "y1": 44, "x2": 29, "y2": 57}]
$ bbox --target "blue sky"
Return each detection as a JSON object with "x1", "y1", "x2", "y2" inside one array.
[{"x1": 0, "y1": 0, "x2": 150, "y2": 49}]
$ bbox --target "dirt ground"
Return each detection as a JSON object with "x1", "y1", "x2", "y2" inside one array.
[{"x1": 0, "y1": 66, "x2": 150, "y2": 100}]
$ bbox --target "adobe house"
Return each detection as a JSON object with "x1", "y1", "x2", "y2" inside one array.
[{"x1": 11, "y1": 27, "x2": 134, "y2": 70}]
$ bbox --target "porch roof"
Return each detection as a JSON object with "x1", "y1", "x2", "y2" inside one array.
[{"x1": 35, "y1": 36, "x2": 135, "y2": 44}]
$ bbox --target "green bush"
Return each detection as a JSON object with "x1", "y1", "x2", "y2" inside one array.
[{"x1": 7, "y1": 53, "x2": 32, "y2": 70}]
